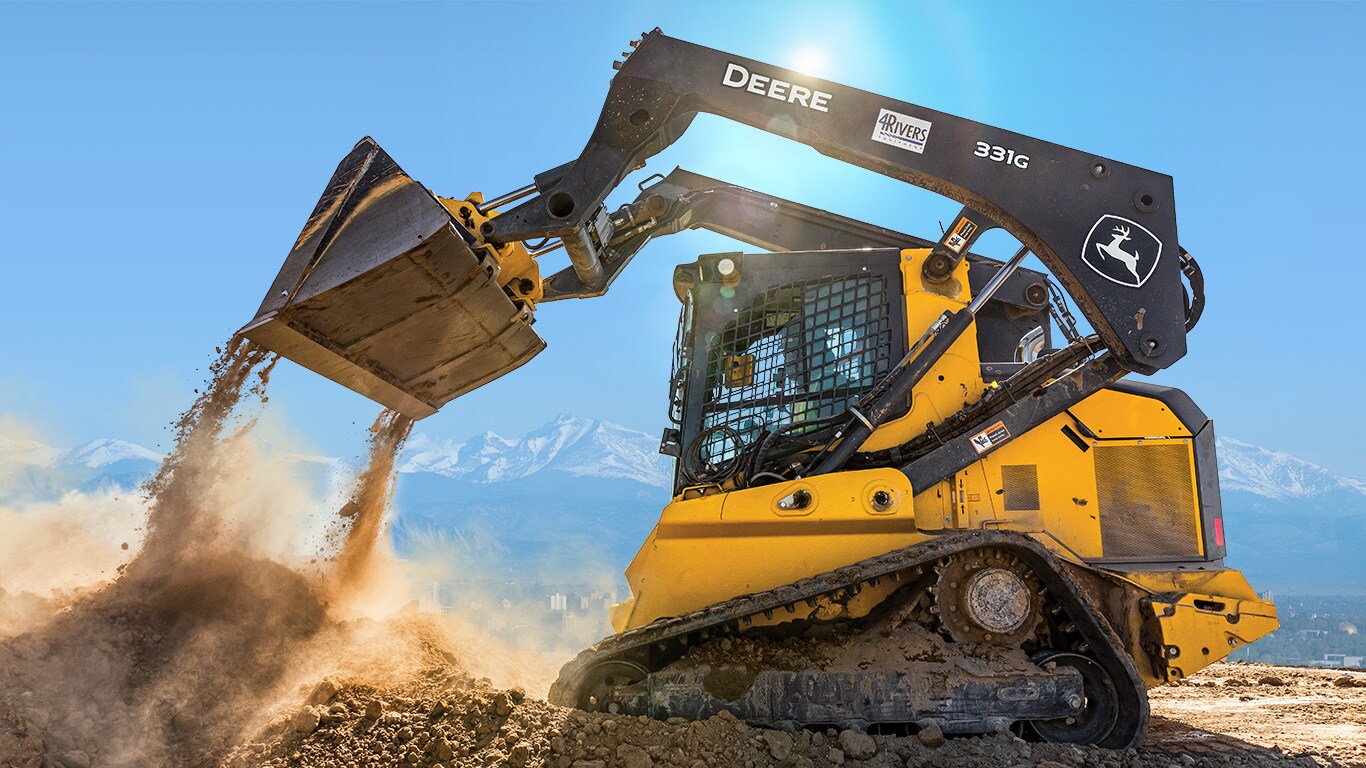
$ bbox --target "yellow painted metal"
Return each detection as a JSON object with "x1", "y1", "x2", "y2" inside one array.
[
  {"x1": 1121, "y1": 568, "x2": 1262, "y2": 602},
  {"x1": 860, "y1": 249, "x2": 986, "y2": 452},
  {"x1": 609, "y1": 255, "x2": 1275, "y2": 692},
  {"x1": 1144, "y1": 588, "x2": 1278, "y2": 681},
  {"x1": 615, "y1": 468, "x2": 924, "y2": 631},
  {"x1": 438, "y1": 193, "x2": 544, "y2": 305},
  {"x1": 723, "y1": 353, "x2": 756, "y2": 389},
  {"x1": 615, "y1": 389, "x2": 1226, "y2": 627},
  {"x1": 1067, "y1": 388, "x2": 1192, "y2": 439},
  {"x1": 916, "y1": 387, "x2": 1205, "y2": 562}
]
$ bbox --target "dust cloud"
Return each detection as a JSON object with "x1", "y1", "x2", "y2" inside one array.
[
  {"x1": 0, "y1": 491, "x2": 145, "y2": 612},
  {"x1": 0, "y1": 336, "x2": 534, "y2": 768}
]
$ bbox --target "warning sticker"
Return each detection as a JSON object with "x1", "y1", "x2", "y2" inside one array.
[
  {"x1": 944, "y1": 217, "x2": 978, "y2": 254},
  {"x1": 969, "y1": 420, "x2": 1010, "y2": 454}
]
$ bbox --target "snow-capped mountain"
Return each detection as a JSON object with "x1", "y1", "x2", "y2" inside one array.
[
  {"x1": 0, "y1": 436, "x2": 164, "y2": 504},
  {"x1": 55, "y1": 438, "x2": 163, "y2": 469},
  {"x1": 1216, "y1": 436, "x2": 1366, "y2": 501},
  {"x1": 399, "y1": 415, "x2": 670, "y2": 487},
  {"x1": 5, "y1": 421, "x2": 1365, "y2": 591},
  {"x1": 9, "y1": 423, "x2": 1366, "y2": 504},
  {"x1": 0, "y1": 435, "x2": 61, "y2": 467}
]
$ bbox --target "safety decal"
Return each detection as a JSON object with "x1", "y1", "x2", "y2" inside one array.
[
  {"x1": 969, "y1": 420, "x2": 1010, "y2": 454},
  {"x1": 944, "y1": 217, "x2": 978, "y2": 254},
  {"x1": 1081, "y1": 214, "x2": 1162, "y2": 288},
  {"x1": 871, "y1": 108, "x2": 932, "y2": 154}
]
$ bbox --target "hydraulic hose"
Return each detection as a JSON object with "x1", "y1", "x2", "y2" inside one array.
[{"x1": 807, "y1": 245, "x2": 1031, "y2": 477}]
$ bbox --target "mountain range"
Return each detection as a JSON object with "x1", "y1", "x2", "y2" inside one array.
[
  {"x1": 2, "y1": 418, "x2": 1362, "y2": 592},
  {"x1": 399, "y1": 415, "x2": 671, "y2": 487}
]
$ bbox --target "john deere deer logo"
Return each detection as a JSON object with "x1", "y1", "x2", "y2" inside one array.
[{"x1": 1081, "y1": 214, "x2": 1162, "y2": 288}]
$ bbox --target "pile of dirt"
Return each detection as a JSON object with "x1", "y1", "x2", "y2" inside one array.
[
  {"x1": 225, "y1": 656, "x2": 1345, "y2": 768},
  {"x1": 0, "y1": 337, "x2": 422, "y2": 768}
]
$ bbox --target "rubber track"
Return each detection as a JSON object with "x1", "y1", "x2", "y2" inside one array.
[{"x1": 549, "y1": 529, "x2": 1149, "y2": 749}]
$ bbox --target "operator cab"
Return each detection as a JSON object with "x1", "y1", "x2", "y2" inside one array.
[{"x1": 662, "y1": 248, "x2": 1056, "y2": 493}]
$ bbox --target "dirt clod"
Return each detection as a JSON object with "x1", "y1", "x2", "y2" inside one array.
[
  {"x1": 762, "y1": 729, "x2": 793, "y2": 760},
  {"x1": 289, "y1": 706, "x2": 320, "y2": 734},
  {"x1": 493, "y1": 690, "x2": 514, "y2": 716},
  {"x1": 617, "y1": 743, "x2": 652, "y2": 768},
  {"x1": 363, "y1": 699, "x2": 385, "y2": 720},
  {"x1": 837, "y1": 729, "x2": 876, "y2": 760},
  {"x1": 915, "y1": 722, "x2": 945, "y2": 748},
  {"x1": 308, "y1": 679, "x2": 340, "y2": 706}
]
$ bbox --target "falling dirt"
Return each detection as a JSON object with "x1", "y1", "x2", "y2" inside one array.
[
  {"x1": 330, "y1": 410, "x2": 415, "y2": 600},
  {"x1": 0, "y1": 337, "x2": 423, "y2": 768}
]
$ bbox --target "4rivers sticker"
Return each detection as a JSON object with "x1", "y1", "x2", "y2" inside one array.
[{"x1": 871, "y1": 108, "x2": 932, "y2": 154}]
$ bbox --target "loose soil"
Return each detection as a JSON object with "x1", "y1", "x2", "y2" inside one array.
[{"x1": 221, "y1": 653, "x2": 1365, "y2": 768}]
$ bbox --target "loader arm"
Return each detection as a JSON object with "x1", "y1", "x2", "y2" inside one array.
[
  {"x1": 483, "y1": 29, "x2": 1186, "y2": 375},
  {"x1": 546, "y1": 167, "x2": 1060, "y2": 366},
  {"x1": 543, "y1": 168, "x2": 1022, "y2": 304}
]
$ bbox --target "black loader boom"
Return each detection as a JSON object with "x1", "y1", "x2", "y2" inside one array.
[{"x1": 242, "y1": 29, "x2": 1200, "y2": 421}]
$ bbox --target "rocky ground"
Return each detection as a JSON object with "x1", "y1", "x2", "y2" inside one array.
[
  {"x1": 215, "y1": 659, "x2": 1365, "y2": 768},
  {"x1": 1148, "y1": 663, "x2": 1366, "y2": 767}
]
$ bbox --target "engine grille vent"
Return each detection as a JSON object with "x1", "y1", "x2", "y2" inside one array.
[
  {"x1": 1094, "y1": 443, "x2": 1200, "y2": 559},
  {"x1": 1001, "y1": 464, "x2": 1040, "y2": 511}
]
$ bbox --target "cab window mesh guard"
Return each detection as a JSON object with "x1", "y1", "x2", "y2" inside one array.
[
  {"x1": 697, "y1": 274, "x2": 894, "y2": 465},
  {"x1": 667, "y1": 293, "x2": 694, "y2": 427}
]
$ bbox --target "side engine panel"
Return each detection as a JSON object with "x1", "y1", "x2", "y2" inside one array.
[{"x1": 939, "y1": 384, "x2": 1225, "y2": 567}]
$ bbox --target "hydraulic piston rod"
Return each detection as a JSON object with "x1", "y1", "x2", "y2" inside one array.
[
  {"x1": 476, "y1": 183, "x2": 538, "y2": 214},
  {"x1": 808, "y1": 246, "x2": 1030, "y2": 475}
]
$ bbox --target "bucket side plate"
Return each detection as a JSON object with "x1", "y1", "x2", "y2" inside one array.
[{"x1": 240, "y1": 138, "x2": 545, "y2": 419}]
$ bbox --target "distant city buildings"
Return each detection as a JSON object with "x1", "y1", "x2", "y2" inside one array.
[
  {"x1": 418, "y1": 578, "x2": 620, "y2": 652},
  {"x1": 1231, "y1": 595, "x2": 1366, "y2": 668},
  {"x1": 1311, "y1": 653, "x2": 1363, "y2": 669}
]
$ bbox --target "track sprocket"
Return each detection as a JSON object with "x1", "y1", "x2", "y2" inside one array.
[{"x1": 933, "y1": 548, "x2": 1045, "y2": 646}]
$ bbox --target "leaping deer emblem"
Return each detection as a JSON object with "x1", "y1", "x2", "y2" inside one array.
[{"x1": 1095, "y1": 224, "x2": 1142, "y2": 284}]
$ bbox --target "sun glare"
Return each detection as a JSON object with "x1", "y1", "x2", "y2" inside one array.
[{"x1": 787, "y1": 45, "x2": 831, "y2": 79}]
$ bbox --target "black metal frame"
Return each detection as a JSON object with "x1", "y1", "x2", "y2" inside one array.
[
  {"x1": 485, "y1": 29, "x2": 1187, "y2": 375},
  {"x1": 547, "y1": 168, "x2": 1053, "y2": 365},
  {"x1": 902, "y1": 354, "x2": 1126, "y2": 492},
  {"x1": 676, "y1": 249, "x2": 908, "y2": 490}
]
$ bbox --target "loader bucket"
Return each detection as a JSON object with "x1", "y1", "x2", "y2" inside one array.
[{"x1": 239, "y1": 137, "x2": 545, "y2": 419}]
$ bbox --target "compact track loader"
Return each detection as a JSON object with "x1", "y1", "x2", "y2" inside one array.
[{"x1": 241, "y1": 30, "x2": 1277, "y2": 748}]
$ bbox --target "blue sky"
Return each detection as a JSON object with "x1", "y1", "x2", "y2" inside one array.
[{"x1": 2, "y1": 1, "x2": 1364, "y2": 475}]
